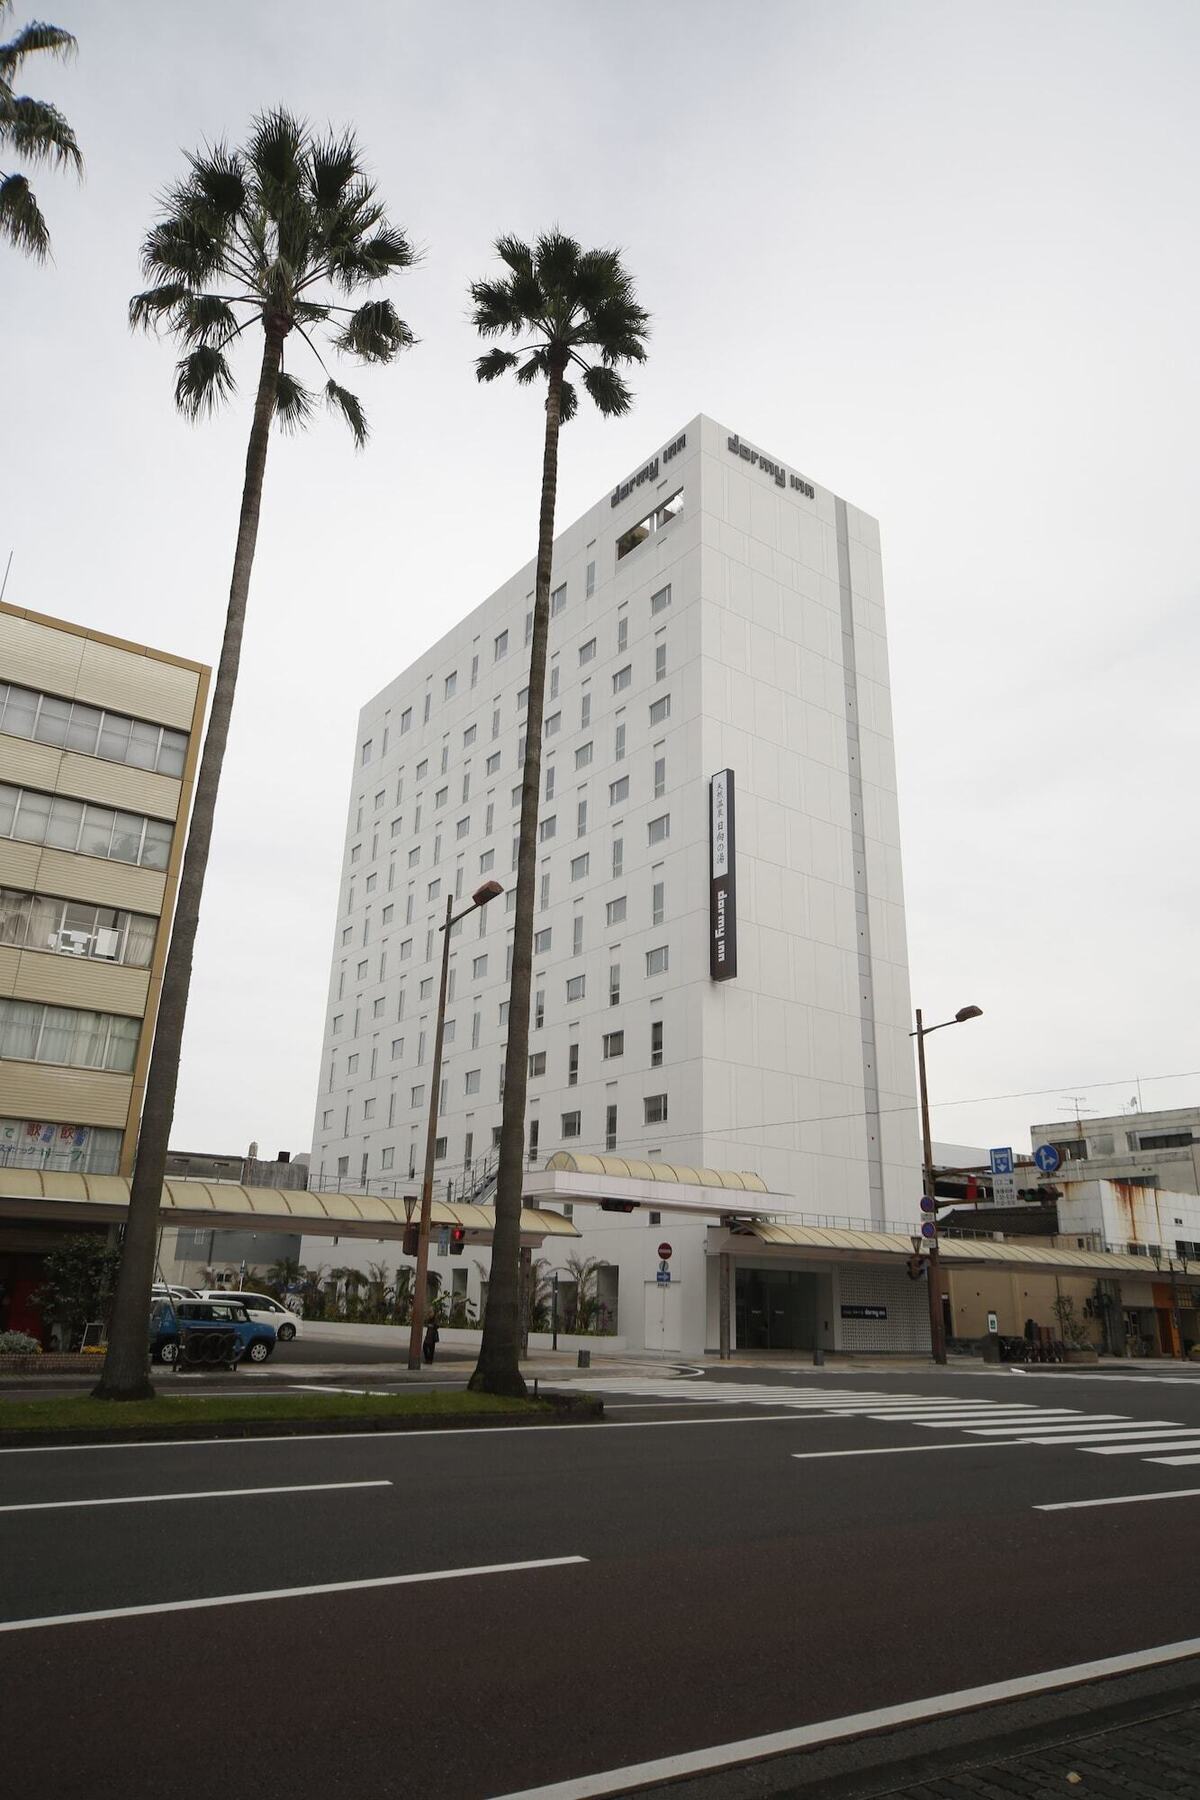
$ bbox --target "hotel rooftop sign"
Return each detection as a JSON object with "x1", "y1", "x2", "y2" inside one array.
[{"x1": 726, "y1": 431, "x2": 814, "y2": 498}]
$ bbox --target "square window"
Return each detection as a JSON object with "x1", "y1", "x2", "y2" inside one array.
[
  {"x1": 465, "y1": 1068, "x2": 481, "y2": 1094},
  {"x1": 649, "y1": 694, "x2": 670, "y2": 726},
  {"x1": 456, "y1": 816, "x2": 470, "y2": 839},
  {"x1": 486, "y1": 751, "x2": 501, "y2": 775},
  {"x1": 651, "y1": 584, "x2": 671, "y2": 616},
  {"x1": 612, "y1": 665, "x2": 631, "y2": 694},
  {"x1": 529, "y1": 1051, "x2": 546, "y2": 1077},
  {"x1": 648, "y1": 813, "x2": 670, "y2": 845},
  {"x1": 551, "y1": 583, "x2": 567, "y2": 617},
  {"x1": 644, "y1": 1093, "x2": 668, "y2": 1125},
  {"x1": 544, "y1": 711, "x2": 561, "y2": 738},
  {"x1": 472, "y1": 955, "x2": 488, "y2": 978},
  {"x1": 603, "y1": 1030, "x2": 624, "y2": 1059},
  {"x1": 566, "y1": 974, "x2": 586, "y2": 1002},
  {"x1": 494, "y1": 630, "x2": 508, "y2": 661},
  {"x1": 534, "y1": 927, "x2": 552, "y2": 954},
  {"x1": 445, "y1": 671, "x2": 457, "y2": 699},
  {"x1": 570, "y1": 852, "x2": 590, "y2": 881},
  {"x1": 606, "y1": 896, "x2": 626, "y2": 927},
  {"x1": 646, "y1": 945, "x2": 669, "y2": 976},
  {"x1": 579, "y1": 638, "x2": 596, "y2": 666},
  {"x1": 539, "y1": 815, "x2": 557, "y2": 842},
  {"x1": 609, "y1": 776, "x2": 628, "y2": 806},
  {"x1": 561, "y1": 1110, "x2": 581, "y2": 1138},
  {"x1": 479, "y1": 848, "x2": 495, "y2": 872},
  {"x1": 575, "y1": 741, "x2": 593, "y2": 770}
]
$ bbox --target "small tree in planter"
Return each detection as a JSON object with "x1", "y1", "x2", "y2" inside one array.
[
  {"x1": 32, "y1": 1235, "x2": 121, "y2": 1350},
  {"x1": 1053, "y1": 1296, "x2": 1096, "y2": 1359}
]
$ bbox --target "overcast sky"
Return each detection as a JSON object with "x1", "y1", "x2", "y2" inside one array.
[{"x1": 5, "y1": 0, "x2": 1198, "y2": 1167}]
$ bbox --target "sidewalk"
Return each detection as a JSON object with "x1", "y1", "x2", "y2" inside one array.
[{"x1": 875, "y1": 1699, "x2": 1200, "y2": 1797}]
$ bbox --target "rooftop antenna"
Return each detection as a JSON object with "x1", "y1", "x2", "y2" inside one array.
[
  {"x1": 0, "y1": 550, "x2": 12, "y2": 605},
  {"x1": 1060, "y1": 1095, "x2": 1093, "y2": 1140}
]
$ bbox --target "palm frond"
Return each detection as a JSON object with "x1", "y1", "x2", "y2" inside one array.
[
  {"x1": 176, "y1": 292, "x2": 240, "y2": 345},
  {"x1": 0, "y1": 94, "x2": 82, "y2": 171},
  {"x1": 580, "y1": 362, "x2": 633, "y2": 417},
  {"x1": 469, "y1": 274, "x2": 525, "y2": 338},
  {"x1": 128, "y1": 281, "x2": 190, "y2": 333},
  {"x1": 558, "y1": 376, "x2": 578, "y2": 423},
  {"x1": 0, "y1": 168, "x2": 46, "y2": 258},
  {"x1": 494, "y1": 234, "x2": 534, "y2": 281},
  {"x1": 327, "y1": 224, "x2": 415, "y2": 292},
  {"x1": 185, "y1": 145, "x2": 246, "y2": 220},
  {"x1": 514, "y1": 349, "x2": 549, "y2": 386},
  {"x1": 333, "y1": 295, "x2": 414, "y2": 362},
  {"x1": 140, "y1": 206, "x2": 226, "y2": 287},
  {"x1": 475, "y1": 346, "x2": 518, "y2": 383},
  {"x1": 533, "y1": 228, "x2": 580, "y2": 295},
  {"x1": 324, "y1": 377, "x2": 367, "y2": 446},
  {"x1": 173, "y1": 344, "x2": 235, "y2": 419},
  {"x1": 248, "y1": 106, "x2": 305, "y2": 191},
  {"x1": 274, "y1": 369, "x2": 316, "y2": 433},
  {"x1": 308, "y1": 128, "x2": 358, "y2": 210},
  {"x1": 0, "y1": 19, "x2": 76, "y2": 81}
]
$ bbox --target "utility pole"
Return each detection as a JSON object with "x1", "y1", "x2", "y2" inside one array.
[
  {"x1": 911, "y1": 1004, "x2": 983, "y2": 1367},
  {"x1": 407, "y1": 881, "x2": 502, "y2": 1371}
]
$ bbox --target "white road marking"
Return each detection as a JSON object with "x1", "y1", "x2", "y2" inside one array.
[
  {"x1": 0, "y1": 1554, "x2": 588, "y2": 1634},
  {"x1": 791, "y1": 1442, "x2": 1028, "y2": 1460},
  {"x1": 486, "y1": 1635, "x2": 1200, "y2": 1800},
  {"x1": 962, "y1": 1416, "x2": 1131, "y2": 1435},
  {"x1": 1149, "y1": 1452, "x2": 1200, "y2": 1465},
  {"x1": 1087, "y1": 1437, "x2": 1200, "y2": 1456},
  {"x1": 0, "y1": 1480, "x2": 391, "y2": 1514},
  {"x1": 1018, "y1": 1429, "x2": 1198, "y2": 1447},
  {"x1": 0, "y1": 1414, "x2": 833, "y2": 1456},
  {"x1": 1035, "y1": 1488, "x2": 1200, "y2": 1511}
]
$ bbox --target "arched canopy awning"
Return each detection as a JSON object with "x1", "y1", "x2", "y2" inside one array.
[
  {"x1": 0, "y1": 1169, "x2": 579, "y2": 1247},
  {"x1": 528, "y1": 1153, "x2": 783, "y2": 1217}
]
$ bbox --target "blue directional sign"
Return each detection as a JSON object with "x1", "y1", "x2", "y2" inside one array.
[
  {"x1": 1034, "y1": 1143, "x2": 1062, "y2": 1175},
  {"x1": 656, "y1": 1267, "x2": 672, "y2": 1285},
  {"x1": 989, "y1": 1147, "x2": 1014, "y2": 1177}
]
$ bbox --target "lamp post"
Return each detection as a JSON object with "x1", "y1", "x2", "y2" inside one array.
[
  {"x1": 911, "y1": 1004, "x2": 983, "y2": 1366},
  {"x1": 407, "y1": 879, "x2": 503, "y2": 1371}
]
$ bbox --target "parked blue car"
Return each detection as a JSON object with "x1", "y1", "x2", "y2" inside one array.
[{"x1": 150, "y1": 1297, "x2": 276, "y2": 1367}]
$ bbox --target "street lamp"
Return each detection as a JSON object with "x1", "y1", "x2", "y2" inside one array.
[
  {"x1": 407, "y1": 879, "x2": 503, "y2": 1370},
  {"x1": 911, "y1": 1004, "x2": 983, "y2": 1366}
]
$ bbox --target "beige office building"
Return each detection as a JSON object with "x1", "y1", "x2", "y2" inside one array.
[{"x1": 0, "y1": 599, "x2": 209, "y2": 1178}]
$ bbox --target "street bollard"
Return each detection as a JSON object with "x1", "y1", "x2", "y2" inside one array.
[
  {"x1": 812, "y1": 1347, "x2": 825, "y2": 1367},
  {"x1": 577, "y1": 1349, "x2": 591, "y2": 1369}
]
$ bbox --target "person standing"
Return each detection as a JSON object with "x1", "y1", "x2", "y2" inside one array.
[{"x1": 422, "y1": 1320, "x2": 439, "y2": 1366}]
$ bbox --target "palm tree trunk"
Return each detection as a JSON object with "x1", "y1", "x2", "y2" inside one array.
[
  {"x1": 469, "y1": 361, "x2": 564, "y2": 1395},
  {"x1": 94, "y1": 318, "x2": 287, "y2": 1400}
]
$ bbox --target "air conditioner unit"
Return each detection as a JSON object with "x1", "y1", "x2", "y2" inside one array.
[{"x1": 53, "y1": 931, "x2": 91, "y2": 955}]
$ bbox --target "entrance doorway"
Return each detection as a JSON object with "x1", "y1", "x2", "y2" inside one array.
[{"x1": 735, "y1": 1267, "x2": 821, "y2": 1351}]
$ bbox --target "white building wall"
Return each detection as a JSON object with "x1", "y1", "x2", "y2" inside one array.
[{"x1": 307, "y1": 415, "x2": 921, "y2": 1353}]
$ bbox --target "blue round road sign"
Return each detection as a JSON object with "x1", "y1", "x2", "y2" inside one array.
[
  {"x1": 1034, "y1": 1143, "x2": 1062, "y2": 1174},
  {"x1": 919, "y1": 1195, "x2": 936, "y2": 1214},
  {"x1": 920, "y1": 1221, "x2": 937, "y2": 1239}
]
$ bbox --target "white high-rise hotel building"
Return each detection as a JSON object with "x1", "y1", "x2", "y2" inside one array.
[{"x1": 311, "y1": 415, "x2": 922, "y2": 1353}]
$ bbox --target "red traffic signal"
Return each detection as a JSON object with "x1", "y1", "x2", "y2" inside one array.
[{"x1": 450, "y1": 1226, "x2": 466, "y2": 1255}]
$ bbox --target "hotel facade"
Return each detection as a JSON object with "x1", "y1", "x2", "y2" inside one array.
[{"x1": 309, "y1": 416, "x2": 926, "y2": 1354}]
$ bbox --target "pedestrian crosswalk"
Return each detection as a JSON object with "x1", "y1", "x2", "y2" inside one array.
[{"x1": 566, "y1": 1376, "x2": 1200, "y2": 1469}]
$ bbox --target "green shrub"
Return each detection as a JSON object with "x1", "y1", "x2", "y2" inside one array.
[{"x1": 0, "y1": 1331, "x2": 42, "y2": 1355}]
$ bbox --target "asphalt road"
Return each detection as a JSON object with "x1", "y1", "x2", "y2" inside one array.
[{"x1": 4, "y1": 1364, "x2": 1200, "y2": 1799}]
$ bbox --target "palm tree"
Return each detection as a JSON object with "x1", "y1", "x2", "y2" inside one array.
[
  {"x1": 564, "y1": 1253, "x2": 603, "y2": 1334},
  {"x1": 266, "y1": 1254, "x2": 302, "y2": 1297},
  {"x1": 466, "y1": 232, "x2": 649, "y2": 1397},
  {"x1": 0, "y1": 1, "x2": 81, "y2": 260},
  {"x1": 96, "y1": 110, "x2": 416, "y2": 1401}
]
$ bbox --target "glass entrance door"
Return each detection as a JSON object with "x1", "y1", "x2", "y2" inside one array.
[{"x1": 735, "y1": 1267, "x2": 818, "y2": 1350}]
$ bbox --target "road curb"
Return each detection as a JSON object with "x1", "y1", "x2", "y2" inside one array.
[{"x1": 0, "y1": 1391, "x2": 604, "y2": 1447}]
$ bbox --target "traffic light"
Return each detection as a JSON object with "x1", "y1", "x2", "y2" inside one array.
[
  {"x1": 402, "y1": 1223, "x2": 419, "y2": 1256},
  {"x1": 450, "y1": 1226, "x2": 466, "y2": 1255}
]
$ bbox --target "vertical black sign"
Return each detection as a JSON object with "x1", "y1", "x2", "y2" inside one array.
[{"x1": 709, "y1": 769, "x2": 737, "y2": 980}]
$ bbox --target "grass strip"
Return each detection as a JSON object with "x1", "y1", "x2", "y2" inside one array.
[{"x1": 0, "y1": 1389, "x2": 546, "y2": 1435}]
